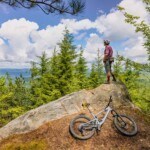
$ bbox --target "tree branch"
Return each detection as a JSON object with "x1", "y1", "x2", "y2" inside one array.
[{"x1": 0, "y1": 0, "x2": 85, "y2": 15}]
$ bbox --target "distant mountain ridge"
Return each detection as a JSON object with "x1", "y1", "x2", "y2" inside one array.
[{"x1": 0, "y1": 68, "x2": 31, "y2": 78}]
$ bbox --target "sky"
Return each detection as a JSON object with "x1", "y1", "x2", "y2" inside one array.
[{"x1": 0, "y1": 0, "x2": 149, "y2": 68}]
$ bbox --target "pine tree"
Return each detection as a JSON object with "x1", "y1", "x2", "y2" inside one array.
[
  {"x1": 58, "y1": 28, "x2": 77, "y2": 95},
  {"x1": 113, "y1": 53, "x2": 124, "y2": 80},
  {"x1": 89, "y1": 63, "x2": 99, "y2": 88},
  {"x1": 0, "y1": 75, "x2": 30, "y2": 127},
  {"x1": 75, "y1": 47, "x2": 88, "y2": 89},
  {"x1": 37, "y1": 51, "x2": 50, "y2": 76},
  {"x1": 0, "y1": 77, "x2": 13, "y2": 127},
  {"x1": 30, "y1": 61, "x2": 39, "y2": 96},
  {"x1": 5, "y1": 72, "x2": 14, "y2": 92},
  {"x1": 14, "y1": 74, "x2": 26, "y2": 106},
  {"x1": 30, "y1": 52, "x2": 52, "y2": 106},
  {"x1": 113, "y1": 55, "x2": 150, "y2": 113},
  {"x1": 89, "y1": 49, "x2": 104, "y2": 88},
  {"x1": 47, "y1": 48, "x2": 61, "y2": 100}
]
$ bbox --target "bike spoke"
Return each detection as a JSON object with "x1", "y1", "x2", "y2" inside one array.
[
  {"x1": 73, "y1": 118, "x2": 94, "y2": 137},
  {"x1": 116, "y1": 117, "x2": 135, "y2": 133}
]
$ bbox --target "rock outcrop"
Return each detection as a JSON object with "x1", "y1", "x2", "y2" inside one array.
[{"x1": 0, "y1": 82, "x2": 133, "y2": 141}]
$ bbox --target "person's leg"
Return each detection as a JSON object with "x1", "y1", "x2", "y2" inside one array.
[
  {"x1": 111, "y1": 71, "x2": 116, "y2": 81},
  {"x1": 104, "y1": 60, "x2": 111, "y2": 84},
  {"x1": 107, "y1": 71, "x2": 111, "y2": 83},
  {"x1": 110, "y1": 62, "x2": 116, "y2": 81}
]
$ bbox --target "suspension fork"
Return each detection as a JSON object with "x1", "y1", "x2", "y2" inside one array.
[{"x1": 111, "y1": 109, "x2": 126, "y2": 125}]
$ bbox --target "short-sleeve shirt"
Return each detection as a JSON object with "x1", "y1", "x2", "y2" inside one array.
[{"x1": 104, "y1": 45, "x2": 113, "y2": 58}]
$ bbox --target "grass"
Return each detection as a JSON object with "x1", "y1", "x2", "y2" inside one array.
[{"x1": 0, "y1": 140, "x2": 47, "y2": 150}]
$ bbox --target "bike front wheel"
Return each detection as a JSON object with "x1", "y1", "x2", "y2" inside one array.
[
  {"x1": 69, "y1": 115, "x2": 96, "y2": 140},
  {"x1": 114, "y1": 114, "x2": 138, "y2": 136}
]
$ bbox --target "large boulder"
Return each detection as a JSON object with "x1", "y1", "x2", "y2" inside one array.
[{"x1": 0, "y1": 82, "x2": 133, "y2": 141}]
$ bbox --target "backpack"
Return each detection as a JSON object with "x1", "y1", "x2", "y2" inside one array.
[{"x1": 109, "y1": 57, "x2": 114, "y2": 62}]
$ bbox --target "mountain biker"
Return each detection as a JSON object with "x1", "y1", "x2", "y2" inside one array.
[{"x1": 103, "y1": 40, "x2": 116, "y2": 84}]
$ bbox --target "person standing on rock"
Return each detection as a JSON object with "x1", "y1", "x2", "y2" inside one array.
[{"x1": 103, "y1": 40, "x2": 116, "y2": 84}]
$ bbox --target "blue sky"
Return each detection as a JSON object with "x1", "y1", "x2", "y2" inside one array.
[
  {"x1": 0, "y1": 0, "x2": 122, "y2": 28},
  {"x1": 0, "y1": 0, "x2": 149, "y2": 68}
]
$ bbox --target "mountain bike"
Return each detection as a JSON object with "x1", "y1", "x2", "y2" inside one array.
[{"x1": 69, "y1": 96, "x2": 138, "y2": 140}]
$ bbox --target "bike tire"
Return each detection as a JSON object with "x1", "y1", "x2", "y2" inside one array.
[
  {"x1": 69, "y1": 115, "x2": 96, "y2": 140},
  {"x1": 114, "y1": 114, "x2": 138, "y2": 136}
]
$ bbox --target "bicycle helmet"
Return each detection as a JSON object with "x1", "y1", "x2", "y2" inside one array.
[{"x1": 104, "y1": 40, "x2": 110, "y2": 45}]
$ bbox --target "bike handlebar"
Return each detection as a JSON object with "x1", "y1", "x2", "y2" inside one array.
[{"x1": 105, "y1": 96, "x2": 113, "y2": 109}]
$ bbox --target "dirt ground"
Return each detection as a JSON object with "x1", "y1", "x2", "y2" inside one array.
[{"x1": 0, "y1": 107, "x2": 149, "y2": 150}]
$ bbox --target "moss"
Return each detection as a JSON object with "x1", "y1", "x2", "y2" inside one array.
[{"x1": 1, "y1": 140, "x2": 47, "y2": 150}]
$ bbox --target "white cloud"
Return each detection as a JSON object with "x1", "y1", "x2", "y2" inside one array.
[
  {"x1": 29, "y1": 24, "x2": 65, "y2": 57},
  {"x1": 0, "y1": 38, "x2": 4, "y2": 45},
  {"x1": 94, "y1": 0, "x2": 149, "y2": 41},
  {"x1": 85, "y1": 33, "x2": 104, "y2": 53},
  {"x1": 119, "y1": 0, "x2": 149, "y2": 22},
  {"x1": 0, "y1": 18, "x2": 39, "y2": 62},
  {"x1": 83, "y1": 33, "x2": 104, "y2": 64},
  {"x1": 61, "y1": 19, "x2": 95, "y2": 34},
  {"x1": 0, "y1": 18, "x2": 95, "y2": 68},
  {"x1": 0, "y1": 62, "x2": 30, "y2": 69},
  {"x1": 0, "y1": 45, "x2": 7, "y2": 60},
  {"x1": 121, "y1": 36, "x2": 147, "y2": 63},
  {"x1": 75, "y1": 32, "x2": 87, "y2": 40},
  {"x1": 95, "y1": 11, "x2": 136, "y2": 40},
  {"x1": 94, "y1": 0, "x2": 149, "y2": 63},
  {"x1": 98, "y1": 10, "x2": 104, "y2": 14},
  {"x1": 0, "y1": 18, "x2": 66, "y2": 68}
]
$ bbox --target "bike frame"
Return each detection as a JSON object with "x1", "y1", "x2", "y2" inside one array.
[
  {"x1": 81, "y1": 97, "x2": 125, "y2": 130},
  {"x1": 82, "y1": 106, "x2": 113, "y2": 130}
]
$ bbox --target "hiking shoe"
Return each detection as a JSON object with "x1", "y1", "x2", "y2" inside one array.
[{"x1": 112, "y1": 78, "x2": 116, "y2": 82}]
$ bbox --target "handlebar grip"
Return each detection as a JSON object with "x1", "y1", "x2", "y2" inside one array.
[{"x1": 82, "y1": 102, "x2": 90, "y2": 107}]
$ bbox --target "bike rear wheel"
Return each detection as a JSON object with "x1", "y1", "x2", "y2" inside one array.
[
  {"x1": 114, "y1": 114, "x2": 138, "y2": 136},
  {"x1": 69, "y1": 115, "x2": 96, "y2": 140}
]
